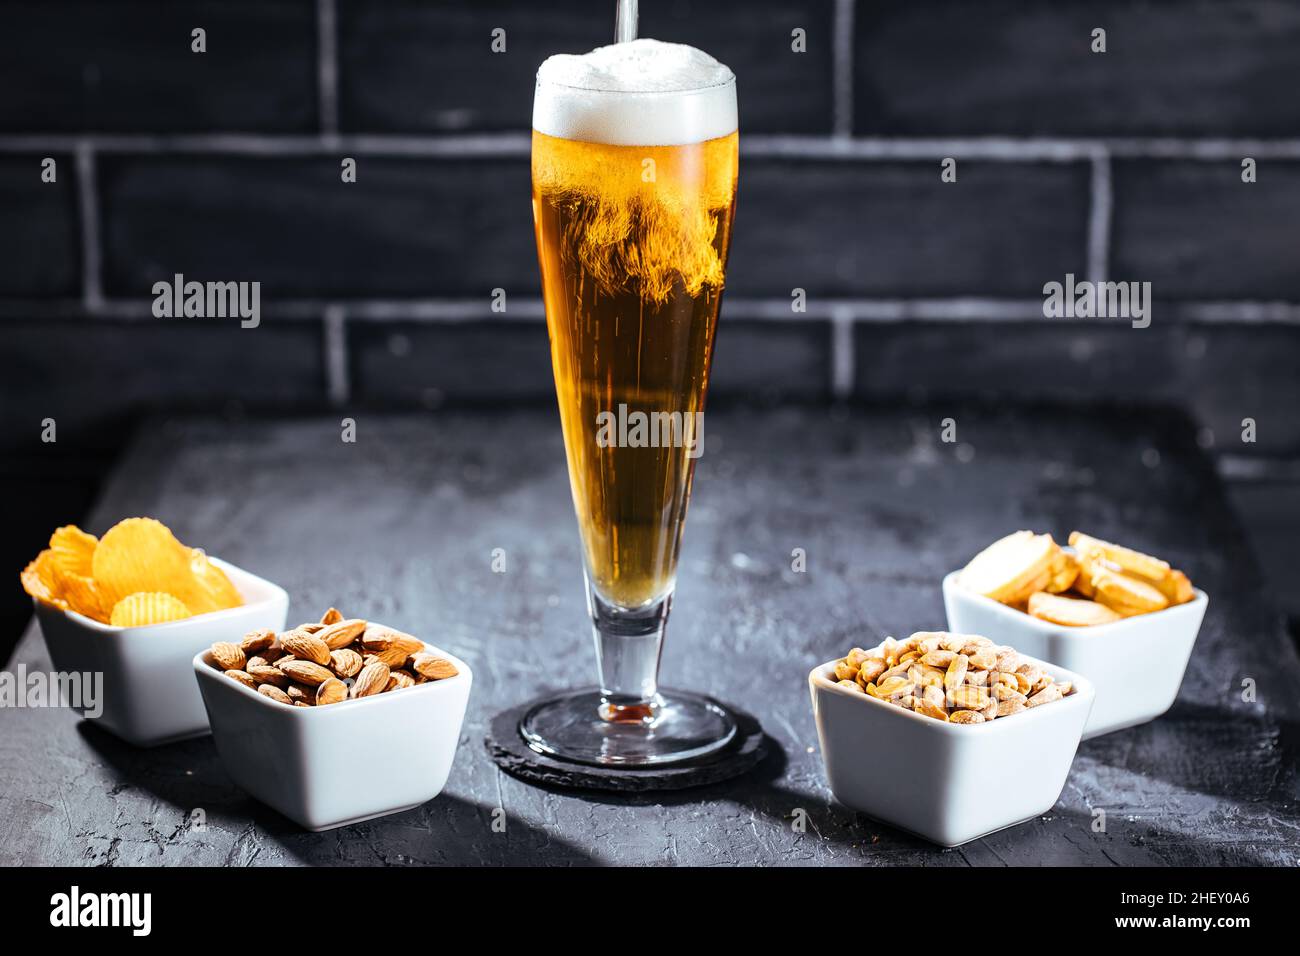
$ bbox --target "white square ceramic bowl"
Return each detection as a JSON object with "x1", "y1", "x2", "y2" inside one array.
[
  {"x1": 809, "y1": 655, "x2": 1094, "y2": 847},
  {"x1": 34, "y1": 558, "x2": 288, "y2": 747},
  {"x1": 942, "y1": 571, "x2": 1207, "y2": 739},
  {"x1": 193, "y1": 641, "x2": 472, "y2": 831}
]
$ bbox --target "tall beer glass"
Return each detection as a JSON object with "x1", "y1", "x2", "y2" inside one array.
[{"x1": 522, "y1": 39, "x2": 739, "y2": 765}]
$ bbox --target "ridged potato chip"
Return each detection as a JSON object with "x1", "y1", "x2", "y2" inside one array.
[
  {"x1": 187, "y1": 549, "x2": 243, "y2": 614},
  {"x1": 20, "y1": 551, "x2": 66, "y2": 609},
  {"x1": 110, "y1": 592, "x2": 192, "y2": 627},
  {"x1": 48, "y1": 525, "x2": 98, "y2": 578},
  {"x1": 92, "y1": 518, "x2": 195, "y2": 611},
  {"x1": 50, "y1": 563, "x2": 108, "y2": 623}
]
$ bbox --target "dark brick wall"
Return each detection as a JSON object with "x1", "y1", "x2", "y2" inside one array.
[{"x1": 2, "y1": 0, "x2": 1299, "y2": 638}]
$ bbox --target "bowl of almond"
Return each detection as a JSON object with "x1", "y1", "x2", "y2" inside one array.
[
  {"x1": 192, "y1": 608, "x2": 471, "y2": 831},
  {"x1": 809, "y1": 632, "x2": 1094, "y2": 847},
  {"x1": 943, "y1": 530, "x2": 1207, "y2": 738}
]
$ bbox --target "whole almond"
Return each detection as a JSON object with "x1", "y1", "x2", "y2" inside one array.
[
  {"x1": 281, "y1": 631, "x2": 331, "y2": 666},
  {"x1": 352, "y1": 661, "x2": 390, "y2": 698},
  {"x1": 246, "y1": 655, "x2": 269, "y2": 670},
  {"x1": 320, "y1": 607, "x2": 343, "y2": 626},
  {"x1": 279, "y1": 659, "x2": 334, "y2": 686},
  {"x1": 286, "y1": 684, "x2": 315, "y2": 705},
  {"x1": 411, "y1": 653, "x2": 458, "y2": 681},
  {"x1": 318, "y1": 618, "x2": 368, "y2": 649},
  {"x1": 211, "y1": 642, "x2": 245, "y2": 671},
  {"x1": 240, "y1": 629, "x2": 276, "y2": 654},
  {"x1": 362, "y1": 625, "x2": 424, "y2": 658},
  {"x1": 258, "y1": 684, "x2": 292, "y2": 705},
  {"x1": 260, "y1": 645, "x2": 285, "y2": 663},
  {"x1": 224, "y1": 669, "x2": 257, "y2": 690},
  {"x1": 317, "y1": 678, "x2": 348, "y2": 706},
  {"x1": 299, "y1": 622, "x2": 325, "y2": 634},
  {"x1": 248, "y1": 664, "x2": 290, "y2": 687},
  {"x1": 330, "y1": 647, "x2": 364, "y2": 678},
  {"x1": 294, "y1": 701, "x2": 311, "y2": 708},
  {"x1": 388, "y1": 670, "x2": 416, "y2": 690}
]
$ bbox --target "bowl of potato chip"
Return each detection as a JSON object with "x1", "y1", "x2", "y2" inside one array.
[
  {"x1": 20, "y1": 517, "x2": 288, "y2": 746},
  {"x1": 944, "y1": 530, "x2": 1207, "y2": 738}
]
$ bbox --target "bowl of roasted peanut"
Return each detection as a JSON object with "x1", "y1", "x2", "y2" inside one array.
[
  {"x1": 193, "y1": 608, "x2": 471, "y2": 831},
  {"x1": 944, "y1": 530, "x2": 1206, "y2": 738},
  {"x1": 809, "y1": 631, "x2": 1094, "y2": 847}
]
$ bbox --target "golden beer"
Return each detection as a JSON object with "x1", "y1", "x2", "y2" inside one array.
[
  {"x1": 521, "y1": 37, "x2": 741, "y2": 766},
  {"x1": 533, "y1": 129, "x2": 739, "y2": 608}
]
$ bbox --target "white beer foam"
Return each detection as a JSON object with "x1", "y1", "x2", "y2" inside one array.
[{"x1": 533, "y1": 39, "x2": 736, "y2": 146}]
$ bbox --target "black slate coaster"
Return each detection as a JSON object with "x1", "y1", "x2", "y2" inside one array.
[{"x1": 486, "y1": 696, "x2": 769, "y2": 793}]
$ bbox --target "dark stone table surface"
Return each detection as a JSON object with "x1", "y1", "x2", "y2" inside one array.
[{"x1": 2, "y1": 404, "x2": 1297, "y2": 866}]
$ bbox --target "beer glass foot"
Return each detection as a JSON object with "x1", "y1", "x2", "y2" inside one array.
[{"x1": 519, "y1": 688, "x2": 737, "y2": 767}]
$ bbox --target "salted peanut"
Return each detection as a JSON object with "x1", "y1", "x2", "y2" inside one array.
[
  {"x1": 944, "y1": 655, "x2": 968, "y2": 691},
  {"x1": 949, "y1": 685, "x2": 990, "y2": 711},
  {"x1": 258, "y1": 684, "x2": 292, "y2": 705},
  {"x1": 224, "y1": 669, "x2": 257, "y2": 690},
  {"x1": 939, "y1": 634, "x2": 968, "y2": 653},
  {"x1": 897, "y1": 695, "x2": 916, "y2": 710},
  {"x1": 1013, "y1": 671, "x2": 1033, "y2": 695},
  {"x1": 1028, "y1": 590, "x2": 1123, "y2": 627},
  {"x1": 949, "y1": 710, "x2": 985, "y2": 725},
  {"x1": 836, "y1": 678, "x2": 863, "y2": 692},
  {"x1": 922, "y1": 684, "x2": 947, "y2": 711},
  {"x1": 873, "y1": 676, "x2": 915, "y2": 700},
  {"x1": 248, "y1": 664, "x2": 289, "y2": 687},
  {"x1": 844, "y1": 648, "x2": 869, "y2": 669},
  {"x1": 965, "y1": 668, "x2": 989, "y2": 687},
  {"x1": 240, "y1": 628, "x2": 276, "y2": 655},
  {"x1": 958, "y1": 531, "x2": 1056, "y2": 605},
  {"x1": 1056, "y1": 682, "x2": 1072, "y2": 696},
  {"x1": 880, "y1": 637, "x2": 900, "y2": 663},
  {"x1": 320, "y1": 607, "x2": 344, "y2": 626},
  {"x1": 966, "y1": 647, "x2": 998, "y2": 671},
  {"x1": 912, "y1": 632, "x2": 947, "y2": 655},
  {"x1": 897, "y1": 650, "x2": 920, "y2": 666},
  {"x1": 834, "y1": 659, "x2": 857, "y2": 681},
  {"x1": 994, "y1": 647, "x2": 1019, "y2": 672},
  {"x1": 878, "y1": 661, "x2": 912, "y2": 683},
  {"x1": 992, "y1": 683, "x2": 1027, "y2": 704},
  {"x1": 1069, "y1": 532, "x2": 1170, "y2": 587},
  {"x1": 857, "y1": 659, "x2": 887, "y2": 684},
  {"x1": 981, "y1": 697, "x2": 999, "y2": 721},
  {"x1": 317, "y1": 677, "x2": 348, "y2": 705},
  {"x1": 922, "y1": 649, "x2": 956, "y2": 668},
  {"x1": 916, "y1": 698, "x2": 949, "y2": 721},
  {"x1": 1045, "y1": 546, "x2": 1080, "y2": 593},
  {"x1": 1091, "y1": 570, "x2": 1168, "y2": 617},
  {"x1": 997, "y1": 699, "x2": 1027, "y2": 718},
  {"x1": 1028, "y1": 684, "x2": 1063, "y2": 707}
]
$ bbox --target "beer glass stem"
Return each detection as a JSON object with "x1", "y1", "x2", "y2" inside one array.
[{"x1": 587, "y1": 583, "x2": 670, "y2": 723}]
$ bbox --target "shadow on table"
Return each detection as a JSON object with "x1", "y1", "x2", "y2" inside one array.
[{"x1": 75, "y1": 721, "x2": 599, "y2": 866}]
